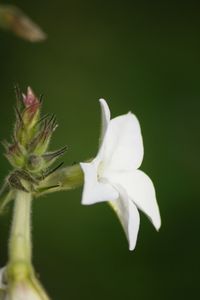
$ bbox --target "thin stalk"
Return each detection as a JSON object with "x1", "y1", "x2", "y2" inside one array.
[
  {"x1": 9, "y1": 191, "x2": 32, "y2": 264},
  {"x1": 6, "y1": 191, "x2": 50, "y2": 299}
]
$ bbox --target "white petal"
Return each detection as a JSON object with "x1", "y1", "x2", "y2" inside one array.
[
  {"x1": 80, "y1": 161, "x2": 119, "y2": 205},
  {"x1": 107, "y1": 170, "x2": 161, "y2": 230},
  {"x1": 102, "y1": 112, "x2": 144, "y2": 172},
  {"x1": 99, "y1": 99, "x2": 111, "y2": 146},
  {"x1": 109, "y1": 185, "x2": 140, "y2": 251}
]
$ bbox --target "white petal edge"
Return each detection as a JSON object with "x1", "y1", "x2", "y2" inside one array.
[
  {"x1": 102, "y1": 112, "x2": 144, "y2": 172},
  {"x1": 107, "y1": 170, "x2": 161, "y2": 230},
  {"x1": 109, "y1": 185, "x2": 140, "y2": 251},
  {"x1": 99, "y1": 98, "x2": 111, "y2": 146},
  {"x1": 80, "y1": 161, "x2": 119, "y2": 205}
]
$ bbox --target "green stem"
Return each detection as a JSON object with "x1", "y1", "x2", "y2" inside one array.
[
  {"x1": 6, "y1": 191, "x2": 50, "y2": 299},
  {"x1": 9, "y1": 191, "x2": 32, "y2": 264}
]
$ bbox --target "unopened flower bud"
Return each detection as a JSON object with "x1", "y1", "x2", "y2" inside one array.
[
  {"x1": 22, "y1": 87, "x2": 41, "y2": 128},
  {"x1": 14, "y1": 87, "x2": 42, "y2": 146},
  {"x1": 3, "y1": 141, "x2": 25, "y2": 168},
  {"x1": 29, "y1": 114, "x2": 58, "y2": 156}
]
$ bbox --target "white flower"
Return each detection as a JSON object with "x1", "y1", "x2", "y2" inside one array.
[{"x1": 80, "y1": 99, "x2": 161, "y2": 250}]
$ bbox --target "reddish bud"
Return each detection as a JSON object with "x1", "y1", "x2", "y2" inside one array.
[
  {"x1": 23, "y1": 87, "x2": 39, "y2": 108},
  {"x1": 20, "y1": 87, "x2": 41, "y2": 140}
]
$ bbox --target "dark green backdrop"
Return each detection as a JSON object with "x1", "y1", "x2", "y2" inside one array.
[{"x1": 0, "y1": 1, "x2": 199, "y2": 299}]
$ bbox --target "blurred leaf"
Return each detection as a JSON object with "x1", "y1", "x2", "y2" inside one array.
[{"x1": 0, "y1": 4, "x2": 46, "y2": 42}]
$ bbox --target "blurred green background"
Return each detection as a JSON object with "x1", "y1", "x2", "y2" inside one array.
[{"x1": 0, "y1": 0, "x2": 199, "y2": 299}]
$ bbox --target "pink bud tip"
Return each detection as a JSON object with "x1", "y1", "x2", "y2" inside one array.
[{"x1": 23, "y1": 87, "x2": 39, "y2": 107}]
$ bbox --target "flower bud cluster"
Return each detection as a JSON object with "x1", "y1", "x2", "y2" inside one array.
[{"x1": 3, "y1": 87, "x2": 67, "y2": 191}]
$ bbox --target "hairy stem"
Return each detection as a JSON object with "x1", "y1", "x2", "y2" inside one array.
[{"x1": 9, "y1": 191, "x2": 32, "y2": 264}]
